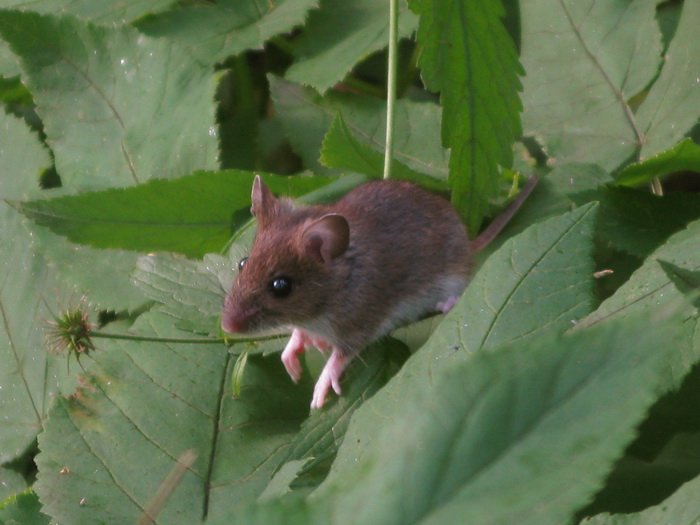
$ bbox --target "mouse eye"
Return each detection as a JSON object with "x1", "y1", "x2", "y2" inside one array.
[
  {"x1": 238, "y1": 257, "x2": 248, "y2": 271},
  {"x1": 269, "y1": 276, "x2": 293, "y2": 298}
]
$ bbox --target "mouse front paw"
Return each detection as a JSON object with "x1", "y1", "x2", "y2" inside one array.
[{"x1": 310, "y1": 350, "x2": 349, "y2": 409}]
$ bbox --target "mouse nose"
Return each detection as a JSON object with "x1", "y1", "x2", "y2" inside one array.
[{"x1": 221, "y1": 297, "x2": 257, "y2": 333}]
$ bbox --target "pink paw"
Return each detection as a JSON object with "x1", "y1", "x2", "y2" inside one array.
[
  {"x1": 281, "y1": 329, "x2": 306, "y2": 382},
  {"x1": 310, "y1": 351, "x2": 349, "y2": 409},
  {"x1": 436, "y1": 295, "x2": 460, "y2": 313}
]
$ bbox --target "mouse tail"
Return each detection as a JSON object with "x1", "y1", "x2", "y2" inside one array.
[{"x1": 470, "y1": 175, "x2": 539, "y2": 252}]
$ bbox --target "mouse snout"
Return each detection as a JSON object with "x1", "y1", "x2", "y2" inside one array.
[{"x1": 221, "y1": 295, "x2": 259, "y2": 333}]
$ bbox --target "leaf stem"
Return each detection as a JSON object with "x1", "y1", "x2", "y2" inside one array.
[
  {"x1": 650, "y1": 177, "x2": 664, "y2": 196},
  {"x1": 383, "y1": 0, "x2": 399, "y2": 180},
  {"x1": 91, "y1": 331, "x2": 225, "y2": 344},
  {"x1": 90, "y1": 330, "x2": 285, "y2": 346}
]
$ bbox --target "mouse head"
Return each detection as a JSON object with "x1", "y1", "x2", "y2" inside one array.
[{"x1": 221, "y1": 175, "x2": 350, "y2": 334}]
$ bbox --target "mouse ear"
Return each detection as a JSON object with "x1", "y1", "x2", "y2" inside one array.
[
  {"x1": 302, "y1": 214, "x2": 349, "y2": 264},
  {"x1": 251, "y1": 174, "x2": 277, "y2": 226}
]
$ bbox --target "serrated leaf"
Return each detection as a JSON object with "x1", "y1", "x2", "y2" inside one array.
[
  {"x1": 0, "y1": 109, "x2": 51, "y2": 199},
  {"x1": 320, "y1": 113, "x2": 447, "y2": 191},
  {"x1": 0, "y1": 0, "x2": 172, "y2": 24},
  {"x1": 583, "y1": 470, "x2": 700, "y2": 525},
  {"x1": 617, "y1": 139, "x2": 700, "y2": 187},
  {"x1": 0, "y1": 9, "x2": 219, "y2": 188},
  {"x1": 34, "y1": 311, "x2": 313, "y2": 525},
  {"x1": 19, "y1": 171, "x2": 335, "y2": 258},
  {"x1": 658, "y1": 260, "x2": 700, "y2": 308},
  {"x1": 277, "y1": 339, "x2": 399, "y2": 480},
  {"x1": 636, "y1": 0, "x2": 700, "y2": 159},
  {"x1": 409, "y1": 0, "x2": 523, "y2": 234},
  {"x1": 320, "y1": 203, "x2": 598, "y2": 492},
  {"x1": 136, "y1": 0, "x2": 318, "y2": 66},
  {"x1": 265, "y1": 309, "x2": 690, "y2": 525},
  {"x1": 285, "y1": 0, "x2": 418, "y2": 94},
  {"x1": 28, "y1": 224, "x2": 147, "y2": 312},
  {"x1": 578, "y1": 217, "x2": 700, "y2": 387},
  {"x1": 0, "y1": 468, "x2": 26, "y2": 501},
  {"x1": 584, "y1": 187, "x2": 700, "y2": 259},
  {"x1": 0, "y1": 490, "x2": 48, "y2": 525},
  {"x1": 521, "y1": 0, "x2": 661, "y2": 171},
  {"x1": 270, "y1": 76, "x2": 448, "y2": 179},
  {"x1": 0, "y1": 114, "x2": 74, "y2": 463}
]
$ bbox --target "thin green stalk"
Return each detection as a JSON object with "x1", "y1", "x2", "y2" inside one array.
[
  {"x1": 650, "y1": 176, "x2": 664, "y2": 196},
  {"x1": 91, "y1": 331, "x2": 285, "y2": 345},
  {"x1": 383, "y1": 0, "x2": 399, "y2": 180}
]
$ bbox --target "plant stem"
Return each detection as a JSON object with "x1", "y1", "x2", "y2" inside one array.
[
  {"x1": 383, "y1": 0, "x2": 399, "y2": 180},
  {"x1": 91, "y1": 331, "x2": 225, "y2": 344},
  {"x1": 650, "y1": 176, "x2": 664, "y2": 196},
  {"x1": 90, "y1": 330, "x2": 285, "y2": 346}
]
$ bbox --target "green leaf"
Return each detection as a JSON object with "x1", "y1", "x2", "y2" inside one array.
[
  {"x1": 577, "y1": 216, "x2": 700, "y2": 387},
  {"x1": 583, "y1": 470, "x2": 700, "y2": 525},
  {"x1": 285, "y1": 0, "x2": 418, "y2": 94},
  {"x1": 305, "y1": 308, "x2": 688, "y2": 525},
  {"x1": 658, "y1": 260, "x2": 700, "y2": 308},
  {"x1": 0, "y1": 490, "x2": 49, "y2": 525},
  {"x1": 320, "y1": 203, "x2": 598, "y2": 492},
  {"x1": 0, "y1": 9, "x2": 219, "y2": 188},
  {"x1": 617, "y1": 139, "x2": 700, "y2": 187},
  {"x1": 636, "y1": 0, "x2": 700, "y2": 159},
  {"x1": 28, "y1": 225, "x2": 147, "y2": 312},
  {"x1": 34, "y1": 311, "x2": 312, "y2": 524},
  {"x1": 0, "y1": 468, "x2": 26, "y2": 501},
  {"x1": 320, "y1": 113, "x2": 447, "y2": 191},
  {"x1": 136, "y1": 0, "x2": 318, "y2": 66},
  {"x1": 0, "y1": 114, "x2": 74, "y2": 463},
  {"x1": 0, "y1": 109, "x2": 51, "y2": 199},
  {"x1": 0, "y1": 0, "x2": 172, "y2": 24},
  {"x1": 586, "y1": 187, "x2": 700, "y2": 259},
  {"x1": 19, "y1": 171, "x2": 335, "y2": 258},
  {"x1": 409, "y1": 0, "x2": 523, "y2": 234},
  {"x1": 521, "y1": 0, "x2": 661, "y2": 170},
  {"x1": 270, "y1": 76, "x2": 448, "y2": 179}
]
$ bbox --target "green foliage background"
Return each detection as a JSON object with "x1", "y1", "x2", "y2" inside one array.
[{"x1": 1, "y1": 0, "x2": 700, "y2": 524}]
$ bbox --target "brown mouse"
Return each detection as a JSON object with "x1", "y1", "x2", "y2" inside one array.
[{"x1": 222, "y1": 174, "x2": 538, "y2": 408}]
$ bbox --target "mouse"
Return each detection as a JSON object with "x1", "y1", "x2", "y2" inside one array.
[{"x1": 221, "y1": 174, "x2": 538, "y2": 408}]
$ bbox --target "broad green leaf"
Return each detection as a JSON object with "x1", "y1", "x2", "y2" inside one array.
[
  {"x1": 133, "y1": 251, "x2": 236, "y2": 337},
  {"x1": 307, "y1": 308, "x2": 687, "y2": 525},
  {"x1": 0, "y1": 0, "x2": 172, "y2": 24},
  {"x1": 0, "y1": 40, "x2": 18, "y2": 77},
  {"x1": 320, "y1": 113, "x2": 447, "y2": 191},
  {"x1": 0, "y1": 112, "x2": 73, "y2": 463},
  {"x1": 258, "y1": 459, "x2": 313, "y2": 502},
  {"x1": 34, "y1": 311, "x2": 313, "y2": 525},
  {"x1": 322, "y1": 203, "x2": 598, "y2": 487},
  {"x1": 582, "y1": 430, "x2": 700, "y2": 517},
  {"x1": 583, "y1": 469, "x2": 700, "y2": 525},
  {"x1": 0, "y1": 109, "x2": 51, "y2": 199},
  {"x1": 582, "y1": 187, "x2": 700, "y2": 259},
  {"x1": 285, "y1": 0, "x2": 418, "y2": 94},
  {"x1": 26, "y1": 222, "x2": 147, "y2": 312},
  {"x1": 0, "y1": 468, "x2": 25, "y2": 501},
  {"x1": 19, "y1": 171, "x2": 335, "y2": 258},
  {"x1": 0, "y1": 10, "x2": 219, "y2": 188},
  {"x1": 136, "y1": 0, "x2": 318, "y2": 66},
  {"x1": 659, "y1": 260, "x2": 700, "y2": 307},
  {"x1": 617, "y1": 139, "x2": 700, "y2": 187},
  {"x1": 0, "y1": 490, "x2": 49, "y2": 525},
  {"x1": 636, "y1": 0, "x2": 700, "y2": 159},
  {"x1": 521, "y1": 0, "x2": 661, "y2": 171},
  {"x1": 578, "y1": 217, "x2": 700, "y2": 386},
  {"x1": 409, "y1": 0, "x2": 523, "y2": 234},
  {"x1": 270, "y1": 76, "x2": 448, "y2": 179},
  {"x1": 277, "y1": 340, "x2": 401, "y2": 481}
]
